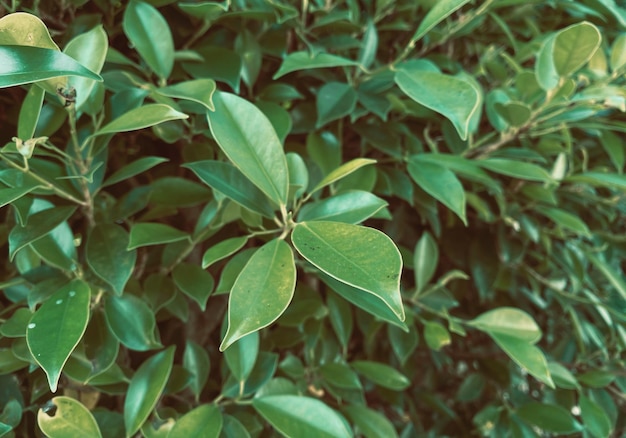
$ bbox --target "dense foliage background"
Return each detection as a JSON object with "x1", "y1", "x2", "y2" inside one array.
[{"x1": 1, "y1": 0, "x2": 625, "y2": 436}]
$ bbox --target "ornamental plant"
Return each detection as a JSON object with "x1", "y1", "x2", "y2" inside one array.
[{"x1": 0, "y1": 0, "x2": 625, "y2": 437}]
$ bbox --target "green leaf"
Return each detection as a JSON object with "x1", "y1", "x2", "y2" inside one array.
[
  {"x1": 182, "y1": 46, "x2": 241, "y2": 92},
  {"x1": 157, "y1": 79, "x2": 216, "y2": 111},
  {"x1": 0, "y1": 307, "x2": 32, "y2": 337},
  {"x1": 292, "y1": 221, "x2": 404, "y2": 321},
  {"x1": 86, "y1": 224, "x2": 136, "y2": 296},
  {"x1": 320, "y1": 362, "x2": 362, "y2": 390},
  {"x1": 0, "y1": 185, "x2": 40, "y2": 210},
  {"x1": 0, "y1": 46, "x2": 101, "y2": 89},
  {"x1": 183, "y1": 340, "x2": 210, "y2": 401},
  {"x1": 37, "y1": 396, "x2": 102, "y2": 438},
  {"x1": 494, "y1": 101, "x2": 532, "y2": 127},
  {"x1": 104, "y1": 294, "x2": 161, "y2": 351},
  {"x1": 127, "y1": 223, "x2": 190, "y2": 249},
  {"x1": 92, "y1": 104, "x2": 188, "y2": 137},
  {"x1": 610, "y1": 33, "x2": 626, "y2": 71},
  {"x1": 202, "y1": 236, "x2": 249, "y2": 269},
  {"x1": 516, "y1": 402, "x2": 583, "y2": 434},
  {"x1": 468, "y1": 307, "x2": 542, "y2": 343},
  {"x1": 553, "y1": 22, "x2": 601, "y2": 77},
  {"x1": 547, "y1": 362, "x2": 579, "y2": 389},
  {"x1": 253, "y1": 395, "x2": 352, "y2": 438},
  {"x1": 17, "y1": 84, "x2": 45, "y2": 139},
  {"x1": 536, "y1": 35, "x2": 559, "y2": 90},
  {"x1": 316, "y1": 82, "x2": 358, "y2": 127},
  {"x1": 586, "y1": 253, "x2": 626, "y2": 299},
  {"x1": 0, "y1": 12, "x2": 59, "y2": 49},
  {"x1": 172, "y1": 263, "x2": 214, "y2": 311},
  {"x1": 343, "y1": 404, "x2": 398, "y2": 438},
  {"x1": 220, "y1": 239, "x2": 296, "y2": 351},
  {"x1": 168, "y1": 404, "x2": 222, "y2": 438},
  {"x1": 423, "y1": 321, "x2": 451, "y2": 351},
  {"x1": 9, "y1": 205, "x2": 75, "y2": 260},
  {"x1": 207, "y1": 92, "x2": 289, "y2": 206},
  {"x1": 102, "y1": 156, "x2": 168, "y2": 187},
  {"x1": 567, "y1": 171, "x2": 626, "y2": 191},
  {"x1": 358, "y1": 20, "x2": 378, "y2": 69},
  {"x1": 407, "y1": 157, "x2": 467, "y2": 224},
  {"x1": 178, "y1": 1, "x2": 228, "y2": 20},
  {"x1": 297, "y1": 191, "x2": 387, "y2": 224},
  {"x1": 273, "y1": 51, "x2": 359, "y2": 79},
  {"x1": 309, "y1": 158, "x2": 376, "y2": 198},
  {"x1": 411, "y1": 0, "x2": 471, "y2": 43},
  {"x1": 414, "y1": 232, "x2": 438, "y2": 293},
  {"x1": 535, "y1": 206, "x2": 592, "y2": 237},
  {"x1": 477, "y1": 158, "x2": 552, "y2": 182},
  {"x1": 579, "y1": 393, "x2": 613, "y2": 438},
  {"x1": 489, "y1": 333, "x2": 554, "y2": 388},
  {"x1": 395, "y1": 68, "x2": 479, "y2": 140},
  {"x1": 124, "y1": 346, "x2": 175, "y2": 437},
  {"x1": 351, "y1": 361, "x2": 410, "y2": 390},
  {"x1": 123, "y1": 0, "x2": 174, "y2": 79},
  {"x1": 224, "y1": 332, "x2": 259, "y2": 382},
  {"x1": 26, "y1": 279, "x2": 90, "y2": 392},
  {"x1": 184, "y1": 160, "x2": 276, "y2": 217}
]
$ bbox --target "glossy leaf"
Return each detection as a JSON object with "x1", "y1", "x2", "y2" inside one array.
[
  {"x1": 516, "y1": 402, "x2": 583, "y2": 434},
  {"x1": 489, "y1": 333, "x2": 554, "y2": 388},
  {"x1": 104, "y1": 294, "x2": 161, "y2": 351},
  {"x1": 395, "y1": 68, "x2": 480, "y2": 140},
  {"x1": 127, "y1": 223, "x2": 190, "y2": 249},
  {"x1": 17, "y1": 84, "x2": 45, "y2": 139},
  {"x1": 253, "y1": 395, "x2": 352, "y2": 438},
  {"x1": 0, "y1": 185, "x2": 40, "y2": 210},
  {"x1": 123, "y1": 0, "x2": 174, "y2": 79},
  {"x1": 103, "y1": 156, "x2": 168, "y2": 187},
  {"x1": 273, "y1": 51, "x2": 359, "y2": 79},
  {"x1": 407, "y1": 157, "x2": 467, "y2": 224},
  {"x1": 316, "y1": 82, "x2": 358, "y2": 127},
  {"x1": 92, "y1": 104, "x2": 188, "y2": 137},
  {"x1": 553, "y1": 22, "x2": 601, "y2": 77},
  {"x1": 477, "y1": 158, "x2": 552, "y2": 182},
  {"x1": 292, "y1": 221, "x2": 404, "y2": 321},
  {"x1": 26, "y1": 280, "x2": 90, "y2": 392},
  {"x1": 37, "y1": 397, "x2": 102, "y2": 438},
  {"x1": 414, "y1": 232, "x2": 438, "y2": 293},
  {"x1": 168, "y1": 404, "x2": 222, "y2": 438},
  {"x1": 468, "y1": 307, "x2": 542, "y2": 343},
  {"x1": 172, "y1": 263, "x2": 214, "y2": 311},
  {"x1": 535, "y1": 35, "x2": 559, "y2": 90},
  {"x1": 202, "y1": 236, "x2": 249, "y2": 269},
  {"x1": 207, "y1": 92, "x2": 289, "y2": 206},
  {"x1": 183, "y1": 340, "x2": 210, "y2": 400},
  {"x1": 309, "y1": 158, "x2": 376, "y2": 196},
  {"x1": 220, "y1": 239, "x2": 296, "y2": 351},
  {"x1": 0, "y1": 12, "x2": 59, "y2": 49},
  {"x1": 351, "y1": 361, "x2": 410, "y2": 390},
  {"x1": 411, "y1": 0, "x2": 471, "y2": 43},
  {"x1": 343, "y1": 404, "x2": 398, "y2": 438},
  {"x1": 124, "y1": 346, "x2": 175, "y2": 437},
  {"x1": 86, "y1": 224, "x2": 136, "y2": 296},
  {"x1": 297, "y1": 190, "x2": 387, "y2": 224},
  {"x1": 157, "y1": 79, "x2": 216, "y2": 111},
  {"x1": 224, "y1": 332, "x2": 259, "y2": 382}
]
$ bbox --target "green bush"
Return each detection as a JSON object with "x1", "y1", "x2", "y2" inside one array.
[{"x1": 1, "y1": 0, "x2": 625, "y2": 436}]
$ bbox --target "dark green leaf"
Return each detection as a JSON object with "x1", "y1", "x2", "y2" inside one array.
[
  {"x1": 273, "y1": 51, "x2": 358, "y2": 79},
  {"x1": 298, "y1": 190, "x2": 387, "y2": 224},
  {"x1": 157, "y1": 79, "x2": 216, "y2": 111},
  {"x1": 102, "y1": 157, "x2": 168, "y2": 187},
  {"x1": 516, "y1": 402, "x2": 583, "y2": 434},
  {"x1": 127, "y1": 223, "x2": 190, "y2": 249},
  {"x1": 343, "y1": 404, "x2": 398, "y2": 438},
  {"x1": 104, "y1": 294, "x2": 161, "y2": 351},
  {"x1": 86, "y1": 224, "x2": 136, "y2": 296},
  {"x1": 316, "y1": 82, "x2": 357, "y2": 127},
  {"x1": 351, "y1": 361, "x2": 410, "y2": 390}
]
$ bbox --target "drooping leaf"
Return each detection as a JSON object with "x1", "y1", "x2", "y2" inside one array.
[
  {"x1": 124, "y1": 346, "x2": 175, "y2": 436},
  {"x1": 172, "y1": 263, "x2": 214, "y2": 311},
  {"x1": 207, "y1": 92, "x2": 289, "y2": 207},
  {"x1": 102, "y1": 157, "x2": 168, "y2": 187},
  {"x1": 127, "y1": 223, "x2": 190, "y2": 249},
  {"x1": 343, "y1": 404, "x2": 398, "y2": 438},
  {"x1": 123, "y1": 0, "x2": 174, "y2": 79},
  {"x1": 37, "y1": 397, "x2": 102, "y2": 438},
  {"x1": 468, "y1": 307, "x2": 542, "y2": 343},
  {"x1": 26, "y1": 280, "x2": 90, "y2": 392},
  {"x1": 169, "y1": 404, "x2": 222, "y2": 438},
  {"x1": 224, "y1": 332, "x2": 259, "y2": 383},
  {"x1": 320, "y1": 362, "x2": 362, "y2": 390},
  {"x1": 358, "y1": 20, "x2": 378, "y2": 69},
  {"x1": 183, "y1": 340, "x2": 210, "y2": 400},
  {"x1": 253, "y1": 395, "x2": 352, "y2": 438},
  {"x1": 273, "y1": 51, "x2": 359, "y2": 79},
  {"x1": 104, "y1": 294, "x2": 161, "y2": 351},
  {"x1": 220, "y1": 239, "x2": 296, "y2": 351},
  {"x1": 86, "y1": 224, "x2": 136, "y2": 296},
  {"x1": 411, "y1": 0, "x2": 471, "y2": 43},
  {"x1": 292, "y1": 221, "x2": 404, "y2": 321},
  {"x1": 490, "y1": 333, "x2": 554, "y2": 388},
  {"x1": 92, "y1": 104, "x2": 188, "y2": 137},
  {"x1": 156, "y1": 78, "x2": 216, "y2": 111},
  {"x1": 553, "y1": 22, "x2": 601, "y2": 77},
  {"x1": 414, "y1": 232, "x2": 438, "y2": 293},
  {"x1": 395, "y1": 68, "x2": 480, "y2": 140}
]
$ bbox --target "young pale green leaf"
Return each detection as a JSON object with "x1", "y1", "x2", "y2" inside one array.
[
  {"x1": 224, "y1": 332, "x2": 259, "y2": 383},
  {"x1": 92, "y1": 104, "x2": 188, "y2": 137},
  {"x1": 9, "y1": 206, "x2": 76, "y2": 260},
  {"x1": 586, "y1": 253, "x2": 626, "y2": 299},
  {"x1": 172, "y1": 263, "x2": 214, "y2": 311},
  {"x1": 351, "y1": 360, "x2": 410, "y2": 390},
  {"x1": 123, "y1": 0, "x2": 174, "y2": 79},
  {"x1": 343, "y1": 404, "x2": 398, "y2": 438},
  {"x1": 102, "y1": 156, "x2": 168, "y2": 187},
  {"x1": 316, "y1": 82, "x2": 358, "y2": 127},
  {"x1": 536, "y1": 35, "x2": 559, "y2": 90},
  {"x1": 411, "y1": 0, "x2": 471, "y2": 43},
  {"x1": 124, "y1": 346, "x2": 175, "y2": 437},
  {"x1": 579, "y1": 393, "x2": 613, "y2": 438},
  {"x1": 414, "y1": 231, "x2": 438, "y2": 293},
  {"x1": 423, "y1": 321, "x2": 451, "y2": 351},
  {"x1": 490, "y1": 333, "x2": 554, "y2": 388},
  {"x1": 17, "y1": 84, "x2": 45, "y2": 139},
  {"x1": 468, "y1": 307, "x2": 542, "y2": 343},
  {"x1": 477, "y1": 158, "x2": 552, "y2": 182},
  {"x1": 516, "y1": 402, "x2": 583, "y2": 434},
  {"x1": 26, "y1": 280, "x2": 90, "y2": 392},
  {"x1": 297, "y1": 190, "x2": 388, "y2": 224},
  {"x1": 553, "y1": 22, "x2": 601, "y2": 77},
  {"x1": 309, "y1": 158, "x2": 376, "y2": 196},
  {"x1": 86, "y1": 224, "x2": 136, "y2": 296},
  {"x1": 273, "y1": 51, "x2": 359, "y2": 79},
  {"x1": 104, "y1": 294, "x2": 162, "y2": 351},
  {"x1": 184, "y1": 160, "x2": 276, "y2": 217},
  {"x1": 535, "y1": 206, "x2": 592, "y2": 237},
  {"x1": 207, "y1": 92, "x2": 289, "y2": 207},
  {"x1": 395, "y1": 68, "x2": 479, "y2": 140},
  {"x1": 253, "y1": 395, "x2": 352, "y2": 438},
  {"x1": 407, "y1": 158, "x2": 467, "y2": 224},
  {"x1": 292, "y1": 221, "x2": 404, "y2": 321},
  {"x1": 64, "y1": 25, "x2": 108, "y2": 112},
  {"x1": 0, "y1": 46, "x2": 102, "y2": 89},
  {"x1": 0, "y1": 12, "x2": 59, "y2": 49},
  {"x1": 202, "y1": 236, "x2": 249, "y2": 269},
  {"x1": 156, "y1": 79, "x2": 216, "y2": 111},
  {"x1": 168, "y1": 404, "x2": 222, "y2": 438},
  {"x1": 220, "y1": 239, "x2": 296, "y2": 351},
  {"x1": 127, "y1": 223, "x2": 190, "y2": 250},
  {"x1": 37, "y1": 397, "x2": 102, "y2": 438},
  {"x1": 610, "y1": 34, "x2": 626, "y2": 71},
  {"x1": 183, "y1": 340, "x2": 210, "y2": 401}
]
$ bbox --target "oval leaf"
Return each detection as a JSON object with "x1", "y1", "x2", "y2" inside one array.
[
  {"x1": 553, "y1": 22, "x2": 601, "y2": 77},
  {"x1": 516, "y1": 402, "x2": 583, "y2": 434},
  {"x1": 414, "y1": 231, "x2": 438, "y2": 293},
  {"x1": 207, "y1": 92, "x2": 289, "y2": 207},
  {"x1": 468, "y1": 307, "x2": 542, "y2": 343},
  {"x1": 297, "y1": 190, "x2": 387, "y2": 224},
  {"x1": 38, "y1": 396, "x2": 102, "y2": 438},
  {"x1": 157, "y1": 78, "x2": 216, "y2": 111},
  {"x1": 172, "y1": 263, "x2": 214, "y2": 311},
  {"x1": 490, "y1": 333, "x2": 554, "y2": 388},
  {"x1": 220, "y1": 239, "x2": 296, "y2": 351},
  {"x1": 124, "y1": 346, "x2": 175, "y2": 437},
  {"x1": 169, "y1": 404, "x2": 222, "y2": 438},
  {"x1": 93, "y1": 104, "x2": 188, "y2": 137},
  {"x1": 27, "y1": 280, "x2": 90, "y2": 392},
  {"x1": 292, "y1": 221, "x2": 404, "y2": 321},
  {"x1": 223, "y1": 332, "x2": 259, "y2": 383},
  {"x1": 86, "y1": 224, "x2": 136, "y2": 296},
  {"x1": 253, "y1": 395, "x2": 352, "y2": 438},
  {"x1": 104, "y1": 294, "x2": 161, "y2": 351},
  {"x1": 316, "y1": 82, "x2": 358, "y2": 127},
  {"x1": 343, "y1": 404, "x2": 398, "y2": 438}
]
